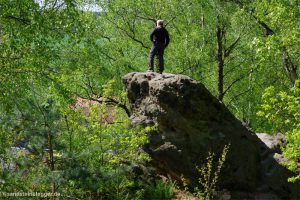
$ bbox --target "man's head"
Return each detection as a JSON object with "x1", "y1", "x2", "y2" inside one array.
[{"x1": 156, "y1": 19, "x2": 164, "y2": 27}]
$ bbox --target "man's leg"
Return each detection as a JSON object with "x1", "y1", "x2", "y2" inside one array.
[
  {"x1": 148, "y1": 46, "x2": 157, "y2": 71},
  {"x1": 157, "y1": 45, "x2": 165, "y2": 73}
]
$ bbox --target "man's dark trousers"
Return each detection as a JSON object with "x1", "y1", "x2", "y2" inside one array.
[{"x1": 148, "y1": 43, "x2": 165, "y2": 73}]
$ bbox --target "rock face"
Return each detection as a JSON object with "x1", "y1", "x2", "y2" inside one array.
[
  {"x1": 123, "y1": 72, "x2": 299, "y2": 198},
  {"x1": 256, "y1": 133, "x2": 286, "y2": 154}
]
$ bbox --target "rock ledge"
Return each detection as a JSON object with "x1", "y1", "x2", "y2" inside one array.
[{"x1": 123, "y1": 72, "x2": 299, "y2": 198}]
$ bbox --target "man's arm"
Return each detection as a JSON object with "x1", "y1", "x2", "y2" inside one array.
[
  {"x1": 150, "y1": 29, "x2": 156, "y2": 42},
  {"x1": 165, "y1": 29, "x2": 170, "y2": 48}
]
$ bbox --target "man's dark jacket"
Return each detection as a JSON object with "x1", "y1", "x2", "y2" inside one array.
[{"x1": 150, "y1": 27, "x2": 170, "y2": 47}]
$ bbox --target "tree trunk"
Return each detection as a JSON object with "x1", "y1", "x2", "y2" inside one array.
[
  {"x1": 217, "y1": 22, "x2": 225, "y2": 101},
  {"x1": 48, "y1": 133, "x2": 56, "y2": 200},
  {"x1": 282, "y1": 47, "x2": 298, "y2": 86}
]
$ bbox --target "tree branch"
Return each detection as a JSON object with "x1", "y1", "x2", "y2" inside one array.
[
  {"x1": 106, "y1": 18, "x2": 149, "y2": 49},
  {"x1": 228, "y1": 0, "x2": 274, "y2": 36},
  {"x1": 223, "y1": 74, "x2": 246, "y2": 96},
  {"x1": 136, "y1": 15, "x2": 156, "y2": 23},
  {"x1": 4, "y1": 15, "x2": 30, "y2": 25},
  {"x1": 227, "y1": 88, "x2": 252, "y2": 105},
  {"x1": 165, "y1": 16, "x2": 176, "y2": 27},
  {"x1": 80, "y1": 95, "x2": 131, "y2": 117},
  {"x1": 224, "y1": 36, "x2": 240, "y2": 58}
]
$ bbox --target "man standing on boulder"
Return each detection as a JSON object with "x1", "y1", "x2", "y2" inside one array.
[{"x1": 148, "y1": 20, "x2": 170, "y2": 74}]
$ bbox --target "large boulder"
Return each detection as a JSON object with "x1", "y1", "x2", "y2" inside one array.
[
  {"x1": 256, "y1": 133, "x2": 286, "y2": 154},
  {"x1": 122, "y1": 72, "x2": 299, "y2": 198}
]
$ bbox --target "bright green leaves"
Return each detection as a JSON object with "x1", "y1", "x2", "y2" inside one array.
[
  {"x1": 258, "y1": 86, "x2": 300, "y2": 182},
  {"x1": 0, "y1": 80, "x2": 151, "y2": 198},
  {"x1": 258, "y1": 86, "x2": 300, "y2": 133},
  {"x1": 81, "y1": 93, "x2": 150, "y2": 167},
  {"x1": 251, "y1": 0, "x2": 300, "y2": 80},
  {"x1": 284, "y1": 129, "x2": 300, "y2": 182},
  {"x1": 0, "y1": 0, "x2": 81, "y2": 107},
  {"x1": 86, "y1": 110, "x2": 150, "y2": 166}
]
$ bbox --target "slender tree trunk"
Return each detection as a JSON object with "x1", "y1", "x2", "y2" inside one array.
[
  {"x1": 48, "y1": 133, "x2": 56, "y2": 200},
  {"x1": 282, "y1": 46, "x2": 298, "y2": 86},
  {"x1": 64, "y1": 115, "x2": 73, "y2": 153},
  {"x1": 217, "y1": 21, "x2": 225, "y2": 101}
]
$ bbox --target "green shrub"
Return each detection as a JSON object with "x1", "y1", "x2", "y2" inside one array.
[
  {"x1": 194, "y1": 144, "x2": 230, "y2": 200},
  {"x1": 257, "y1": 86, "x2": 300, "y2": 182},
  {"x1": 143, "y1": 179, "x2": 176, "y2": 200}
]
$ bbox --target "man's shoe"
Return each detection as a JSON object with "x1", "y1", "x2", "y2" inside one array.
[{"x1": 158, "y1": 71, "x2": 163, "y2": 74}]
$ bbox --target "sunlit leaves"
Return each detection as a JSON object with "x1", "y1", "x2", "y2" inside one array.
[{"x1": 258, "y1": 86, "x2": 300, "y2": 182}]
